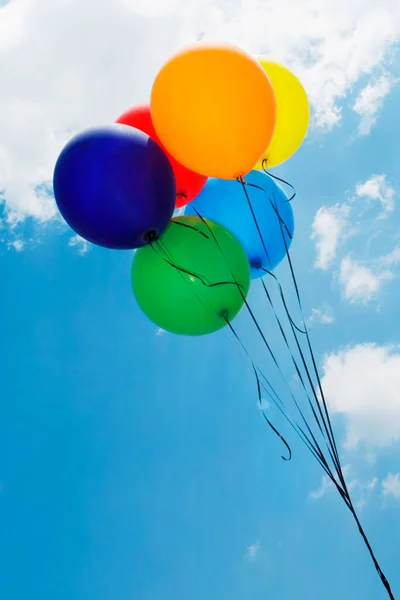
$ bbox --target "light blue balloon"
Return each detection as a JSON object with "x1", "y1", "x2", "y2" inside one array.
[{"x1": 185, "y1": 170, "x2": 294, "y2": 279}]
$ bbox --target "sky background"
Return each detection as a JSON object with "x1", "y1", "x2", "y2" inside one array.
[{"x1": 1, "y1": 0, "x2": 400, "y2": 599}]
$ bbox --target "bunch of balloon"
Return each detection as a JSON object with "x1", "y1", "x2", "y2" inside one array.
[
  {"x1": 132, "y1": 45, "x2": 309, "y2": 334},
  {"x1": 130, "y1": 43, "x2": 278, "y2": 335},
  {"x1": 53, "y1": 42, "x2": 309, "y2": 337}
]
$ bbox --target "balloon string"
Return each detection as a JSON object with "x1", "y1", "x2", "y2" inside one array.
[
  {"x1": 237, "y1": 177, "x2": 272, "y2": 265},
  {"x1": 225, "y1": 319, "x2": 344, "y2": 479},
  {"x1": 191, "y1": 206, "x2": 339, "y2": 473},
  {"x1": 236, "y1": 181, "x2": 395, "y2": 597},
  {"x1": 256, "y1": 271, "x2": 339, "y2": 465},
  {"x1": 234, "y1": 184, "x2": 339, "y2": 469},
  {"x1": 270, "y1": 190, "x2": 343, "y2": 479},
  {"x1": 267, "y1": 189, "x2": 396, "y2": 599},
  {"x1": 260, "y1": 268, "x2": 307, "y2": 334},
  {"x1": 150, "y1": 240, "x2": 245, "y2": 291},
  {"x1": 153, "y1": 237, "x2": 230, "y2": 327},
  {"x1": 150, "y1": 225, "x2": 306, "y2": 464},
  {"x1": 241, "y1": 180, "x2": 341, "y2": 477},
  {"x1": 170, "y1": 219, "x2": 210, "y2": 239},
  {"x1": 261, "y1": 160, "x2": 296, "y2": 203},
  {"x1": 165, "y1": 211, "x2": 350, "y2": 500},
  {"x1": 226, "y1": 319, "x2": 292, "y2": 461},
  {"x1": 238, "y1": 178, "x2": 293, "y2": 240}
]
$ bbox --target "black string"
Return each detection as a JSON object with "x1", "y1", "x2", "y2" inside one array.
[
  {"x1": 150, "y1": 239, "x2": 245, "y2": 292},
  {"x1": 155, "y1": 203, "x2": 396, "y2": 598},
  {"x1": 170, "y1": 219, "x2": 210, "y2": 239},
  {"x1": 252, "y1": 363, "x2": 292, "y2": 461},
  {"x1": 225, "y1": 320, "x2": 292, "y2": 461},
  {"x1": 270, "y1": 190, "x2": 344, "y2": 481},
  {"x1": 222, "y1": 183, "x2": 340, "y2": 474},
  {"x1": 237, "y1": 177, "x2": 272, "y2": 266},
  {"x1": 190, "y1": 207, "x2": 343, "y2": 478},
  {"x1": 151, "y1": 223, "x2": 294, "y2": 463},
  {"x1": 191, "y1": 198, "x2": 350, "y2": 499},
  {"x1": 271, "y1": 189, "x2": 396, "y2": 598},
  {"x1": 253, "y1": 177, "x2": 395, "y2": 599},
  {"x1": 243, "y1": 176, "x2": 343, "y2": 482},
  {"x1": 261, "y1": 159, "x2": 296, "y2": 203},
  {"x1": 226, "y1": 318, "x2": 342, "y2": 482}
]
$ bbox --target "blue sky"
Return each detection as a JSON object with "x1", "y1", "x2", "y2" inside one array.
[{"x1": 1, "y1": 1, "x2": 400, "y2": 599}]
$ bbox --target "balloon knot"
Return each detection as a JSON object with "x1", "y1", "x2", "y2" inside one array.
[
  {"x1": 218, "y1": 308, "x2": 229, "y2": 322},
  {"x1": 144, "y1": 229, "x2": 159, "y2": 243},
  {"x1": 250, "y1": 257, "x2": 263, "y2": 270}
]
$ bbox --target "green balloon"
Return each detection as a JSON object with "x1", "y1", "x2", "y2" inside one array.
[{"x1": 131, "y1": 216, "x2": 251, "y2": 336}]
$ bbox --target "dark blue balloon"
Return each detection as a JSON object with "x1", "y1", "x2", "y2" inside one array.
[
  {"x1": 53, "y1": 124, "x2": 176, "y2": 249},
  {"x1": 185, "y1": 170, "x2": 294, "y2": 279}
]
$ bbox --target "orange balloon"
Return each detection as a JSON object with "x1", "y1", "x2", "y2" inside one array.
[{"x1": 150, "y1": 44, "x2": 276, "y2": 180}]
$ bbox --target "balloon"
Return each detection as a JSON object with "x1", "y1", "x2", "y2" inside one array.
[
  {"x1": 254, "y1": 60, "x2": 309, "y2": 169},
  {"x1": 185, "y1": 170, "x2": 294, "y2": 279},
  {"x1": 150, "y1": 44, "x2": 276, "y2": 180},
  {"x1": 131, "y1": 216, "x2": 250, "y2": 336},
  {"x1": 116, "y1": 104, "x2": 207, "y2": 208},
  {"x1": 53, "y1": 124, "x2": 176, "y2": 249}
]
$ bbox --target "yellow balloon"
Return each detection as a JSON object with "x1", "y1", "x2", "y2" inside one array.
[{"x1": 254, "y1": 60, "x2": 309, "y2": 169}]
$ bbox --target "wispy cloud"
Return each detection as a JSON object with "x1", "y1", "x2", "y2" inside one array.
[
  {"x1": 245, "y1": 541, "x2": 260, "y2": 561},
  {"x1": 353, "y1": 75, "x2": 396, "y2": 135},
  {"x1": 309, "y1": 474, "x2": 333, "y2": 500},
  {"x1": 338, "y1": 255, "x2": 393, "y2": 304},
  {"x1": 338, "y1": 244, "x2": 400, "y2": 304},
  {"x1": 310, "y1": 466, "x2": 378, "y2": 509},
  {"x1": 382, "y1": 473, "x2": 400, "y2": 500},
  {"x1": 311, "y1": 204, "x2": 351, "y2": 270},
  {"x1": 355, "y1": 174, "x2": 396, "y2": 216},
  {"x1": 311, "y1": 175, "x2": 398, "y2": 301},
  {"x1": 68, "y1": 234, "x2": 90, "y2": 255},
  {"x1": 7, "y1": 238, "x2": 24, "y2": 252},
  {"x1": 307, "y1": 304, "x2": 335, "y2": 326}
]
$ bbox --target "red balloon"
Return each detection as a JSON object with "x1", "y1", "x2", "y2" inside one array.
[{"x1": 116, "y1": 104, "x2": 207, "y2": 208}]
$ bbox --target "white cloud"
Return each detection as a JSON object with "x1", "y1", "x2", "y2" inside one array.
[
  {"x1": 338, "y1": 249, "x2": 400, "y2": 303},
  {"x1": 156, "y1": 327, "x2": 166, "y2": 336},
  {"x1": 68, "y1": 234, "x2": 90, "y2": 255},
  {"x1": 311, "y1": 176, "x2": 398, "y2": 281},
  {"x1": 321, "y1": 343, "x2": 400, "y2": 449},
  {"x1": 309, "y1": 474, "x2": 333, "y2": 500},
  {"x1": 338, "y1": 255, "x2": 391, "y2": 303},
  {"x1": 355, "y1": 174, "x2": 396, "y2": 214},
  {"x1": 0, "y1": 0, "x2": 399, "y2": 225},
  {"x1": 307, "y1": 304, "x2": 335, "y2": 326},
  {"x1": 7, "y1": 239, "x2": 24, "y2": 252},
  {"x1": 309, "y1": 465, "x2": 378, "y2": 509},
  {"x1": 353, "y1": 75, "x2": 396, "y2": 135},
  {"x1": 245, "y1": 541, "x2": 260, "y2": 560},
  {"x1": 311, "y1": 204, "x2": 351, "y2": 270},
  {"x1": 378, "y1": 246, "x2": 400, "y2": 267},
  {"x1": 382, "y1": 473, "x2": 400, "y2": 499}
]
